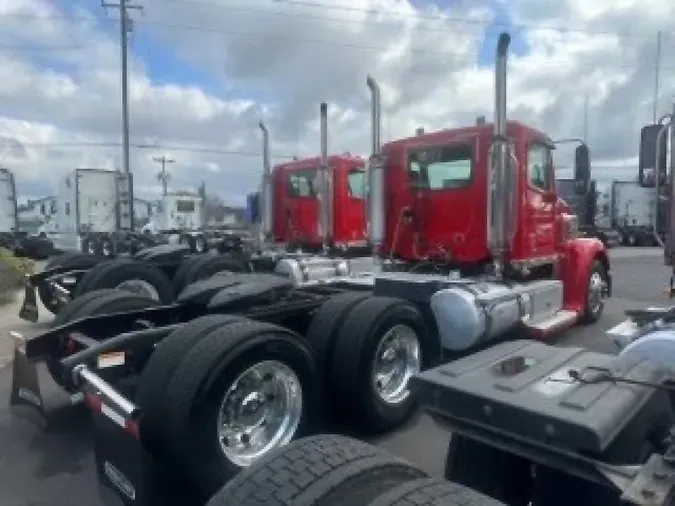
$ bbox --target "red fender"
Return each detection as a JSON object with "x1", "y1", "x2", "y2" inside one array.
[{"x1": 558, "y1": 237, "x2": 610, "y2": 314}]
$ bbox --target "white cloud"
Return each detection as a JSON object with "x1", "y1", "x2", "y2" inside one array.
[{"x1": 0, "y1": 0, "x2": 671, "y2": 205}]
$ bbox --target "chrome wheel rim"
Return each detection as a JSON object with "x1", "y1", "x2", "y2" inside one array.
[
  {"x1": 217, "y1": 360, "x2": 303, "y2": 468},
  {"x1": 87, "y1": 242, "x2": 96, "y2": 254},
  {"x1": 588, "y1": 271, "x2": 605, "y2": 315},
  {"x1": 116, "y1": 279, "x2": 160, "y2": 301},
  {"x1": 371, "y1": 324, "x2": 421, "y2": 405}
]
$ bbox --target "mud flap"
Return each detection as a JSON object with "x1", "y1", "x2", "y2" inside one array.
[
  {"x1": 19, "y1": 282, "x2": 38, "y2": 322},
  {"x1": 9, "y1": 333, "x2": 46, "y2": 427},
  {"x1": 93, "y1": 408, "x2": 189, "y2": 505}
]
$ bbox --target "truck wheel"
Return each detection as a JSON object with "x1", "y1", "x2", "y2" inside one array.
[
  {"x1": 38, "y1": 252, "x2": 106, "y2": 314},
  {"x1": 371, "y1": 477, "x2": 507, "y2": 506},
  {"x1": 445, "y1": 435, "x2": 532, "y2": 506},
  {"x1": 305, "y1": 292, "x2": 370, "y2": 404},
  {"x1": 136, "y1": 314, "x2": 245, "y2": 453},
  {"x1": 46, "y1": 291, "x2": 159, "y2": 388},
  {"x1": 73, "y1": 259, "x2": 175, "y2": 303},
  {"x1": 628, "y1": 234, "x2": 636, "y2": 246},
  {"x1": 52, "y1": 288, "x2": 120, "y2": 327},
  {"x1": 581, "y1": 260, "x2": 608, "y2": 324},
  {"x1": 206, "y1": 435, "x2": 426, "y2": 506},
  {"x1": 162, "y1": 319, "x2": 319, "y2": 498},
  {"x1": 194, "y1": 234, "x2": 208, "y2": 253},
  {"x1": 180, "y1": 254, "x2": 247, "y2": 290},
  {"x1": 99, "y1": 237, "x2": 115, "y2": 258},
  {"x1": 329, "y1": 296, "x2": 427, "y2": 433},
  {"x1": 171, "y1": 255, "x2": 204, "y2": 292},
  {"x1": 81, "y1": 235, "x2": 100, "y2": 255}
]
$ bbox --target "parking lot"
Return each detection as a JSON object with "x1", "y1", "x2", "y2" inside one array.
[{"x1": 0, "y1": 248, "x2": 668, "y2": 506}]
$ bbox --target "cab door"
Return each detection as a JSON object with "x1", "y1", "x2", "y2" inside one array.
[{"x1": 524, "y1": 140, "x2": 557, "y2": 258}]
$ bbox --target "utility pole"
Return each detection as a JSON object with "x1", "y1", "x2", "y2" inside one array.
[
  {"x1": 102, "y1": 0, "x2": 143, "y2": 174},
  {"x1": 153, "y1": 155, "x2": 174, "y2": 196},
  {"x1": 653, "y1": 31, "x2": 662, "y2": 123}
]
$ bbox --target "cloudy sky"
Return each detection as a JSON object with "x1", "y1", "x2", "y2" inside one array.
[{"x1": 0, "y1": 0, "x2": 672, "y2": 204}]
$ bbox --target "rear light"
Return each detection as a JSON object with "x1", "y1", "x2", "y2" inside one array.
[{"x1": 84, "y1": 391, "x2": 140, "y2": 439}]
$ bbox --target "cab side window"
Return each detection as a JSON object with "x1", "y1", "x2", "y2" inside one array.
[{"x1": 528, "y1": 143, "x2": 552, "y2": 190}]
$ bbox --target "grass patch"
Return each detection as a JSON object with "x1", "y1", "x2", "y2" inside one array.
[{"x1": 0, "y1": 248, "x2": 35, "y2": 306}]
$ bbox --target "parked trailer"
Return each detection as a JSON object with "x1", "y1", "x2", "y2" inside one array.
[
  {"x1": 10, "y1": 32, "x2": 612, "y2": 505},
  {"x1": 556, "y1": 178, "x2": 620, "y2": 248},
  {"x1": 610, "y1": 180, "x2": 659, "y2": 246}
]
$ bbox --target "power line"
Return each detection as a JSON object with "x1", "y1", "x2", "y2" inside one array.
[
  {"x1": 144, "y1": 0, "x2": 671, "y2": 40},
  {"x1": 6, "y1": 140, "x2": 298, "y2": 158},
  {"x1": 1, "y1": 22, "x2": 672, "y2": 73},
  {"x1": 0, "y1": 7, "x2": 669, "y2": 43}
]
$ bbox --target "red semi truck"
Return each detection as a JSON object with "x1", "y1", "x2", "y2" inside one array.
[{"x1": 256, "y1": 103, "x2": 369, "y2": 255}]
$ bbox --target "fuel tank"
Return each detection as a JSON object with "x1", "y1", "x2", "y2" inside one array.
[
  {"x1": 429, "y1": 279, "x2": 562, "y2": 352},
  {"x1": 274, "y1": 256, "x2": 350, "y2": 285}
]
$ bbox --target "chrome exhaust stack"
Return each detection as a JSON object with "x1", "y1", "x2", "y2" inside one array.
[
  {"x1": 258, "y1": 121, "x2": 273, "y2": 249},
  {"x1": 366, "y1": 75, "x2": 385, "y2": 259},
  {"x1": 318, "y1": 102, "x2": 332, "y2": 253},
  {"x1": 487, "y1": 33, "x2": 512, "y2": 278}
]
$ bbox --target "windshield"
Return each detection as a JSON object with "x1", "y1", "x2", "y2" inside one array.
[
  {"x1": 288, "y1": 169, "x2": 317, "y2": 197},
  {"x1": 408, "y1": 144, "x2": 472, "y2": 189},
  {"x1": 176, "y1": 200, "x2": 196, "y2": 212},
  {"x1": 348, "y1": 169, "x2": 367, "y2": 198}
]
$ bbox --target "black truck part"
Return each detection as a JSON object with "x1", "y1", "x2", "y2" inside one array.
[{"x1": 19, "y1": 246, "x2": 256, "y2": 320}]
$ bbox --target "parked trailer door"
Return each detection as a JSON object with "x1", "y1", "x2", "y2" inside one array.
[
  {"x1": 611, "y1": 180, "x2": 654, "y2": 228},
  {"x1": 76, "y1": 169, "x2": 120, "y2": 233},
  {"x1": 0, "y1": 169, "x2": 18, "y2": 232}
]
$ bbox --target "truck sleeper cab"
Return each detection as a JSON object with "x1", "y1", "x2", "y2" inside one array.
[{"x1": 272, "y1": 155, "x2": 368, "y2": 252}]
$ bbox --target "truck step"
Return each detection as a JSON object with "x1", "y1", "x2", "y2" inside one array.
[{"x1": 525, "y1": 309, "x2": 578, "y2": 334}]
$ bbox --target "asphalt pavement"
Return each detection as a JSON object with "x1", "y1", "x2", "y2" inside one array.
[{"x1": 0, "y1": 248, "x2": 668, "y2": 506}]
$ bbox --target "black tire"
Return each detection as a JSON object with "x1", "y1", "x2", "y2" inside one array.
[
  {"x1": 330, "y1": 296, "x2": 428, "y2": 433},
  {"x1": 81, "y1": 235, "x2": 100, "y2": 255},
  {"x1": 171, "y1": 255, "x2": 204, "y2": 292},
  {"x1": 581, "y1": 260, "x2": 608, "y2": 324},
  {"x1": 370, "y1": 477, "x2": 507, "y2": 506},
  {"x1": 181, "y1": 254, "x2": 247, "y2": 291},
  {"x1": 194, "y1": 234, "x2": 208, "y2": 253},
  {"x1": 38, "y1": 252, "x2": 106, "y2": 314},
  {"x1": 305, "y1": 292, "x2": 370, "y2": 396},
  {"x1": 445, "y1": 436, "x2": 532, "y2": 506},
  {"x1": 52, "y1": 288, "x2": 121, "y2": 327},
  {"x1": 136, "y1": 314, "x2": 245, "y2": 452},
  {"x1": 162, "y1": 319, "x2": 320, "y2": 498},
  {"x1": 99, "y1": 237, "x2": 115, "y2": 258},
  {"x1": 207, "y1": 435, "x2": 426, "y2": 506},
  {"x1": 47, "y1": 291, "x2": 159, "y2": 388},
  {"x1": 72, "y1": 259, "x2": 175, "y2": 303}
]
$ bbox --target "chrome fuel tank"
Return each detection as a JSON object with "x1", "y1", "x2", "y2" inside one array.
[
  {"x1": 429, "y1": 279, "x2": 562, "y2": 352},
  {"x1": 275, "y1": 256, "x2": 350, "y2": 285}
]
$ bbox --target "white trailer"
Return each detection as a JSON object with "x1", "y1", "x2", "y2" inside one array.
[
  {"x1": 0, "y1": 168, "x2": 18, "y2": 235},
  {"x1": 610, "y1": 180, "x2": 657, "y2": 245},
  {"x1": 52, "y1": 168, "x2": 134, "y2": 253}
]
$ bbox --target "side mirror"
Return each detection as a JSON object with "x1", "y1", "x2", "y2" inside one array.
[
  {"x1": 638, "y1": 124, "x2": 667, "y2": 187},
  {"x1": 573, "y1": 144, "x2": 590, "y2": 195}
]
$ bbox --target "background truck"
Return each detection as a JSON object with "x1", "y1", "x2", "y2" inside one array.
[
  {"x1": 556, "y1": 178, "x2": 620, "y2": 247},
  {"x1": 0, "y1": 167, "x2": 19, "y2": 249},
  {"x1": 610, "y1": 179, "x2": 659, "y2": 246}
]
